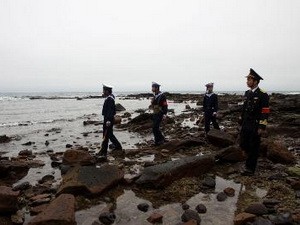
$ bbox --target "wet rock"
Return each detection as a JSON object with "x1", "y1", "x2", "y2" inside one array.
[
  {"x1": 216, "y1": 145, "x2": 245, "y2": 162},
  {"x1": 195, "y1": 204, "x2": 207, "y2": 214},
  {"x1": 29, "y1": 204, "x2": 49, "y2": 215},
  {"x1": 29, "y1": 194, "x2": 52, "y2": 207},
  {"x1": 252, "y1": 217, "x2": 273, "y2": 225},
  {"x1": 202, "y1": 177, "x2": 216, "y2": 188},
  {"x1": 262, "y1": 199, "x2": 281, "y2": 209},
  {"x1": 18, "y1": 149, "x2": 33, "y2": 156},
  {"x1": 269, "y1": 212, "x2": 293, "y2": 225},
  {"x1": 83, "y1": 120, "x2": 101, "y2": 126},
  {"x1": 0, "y1": 186, "x2": 20, "y2": 213},
  {"x1": 233, "y1": 212, "x2": 256, "y2": 225},
  {"x1": 136, "y1": 155, "x2": 214, "y2": 188},
  {"x1": 38, "y1": 175, "x2": 55, "y2": 184},
  {"x1": 181, "y1": 210, "x2": 201, "y2": 225},
  {"x1": 22, "y1": 141, "x2": 35, "y2": 146},
  {"x1": 158, "y1": 139, "x2": 205, "y2": 151},
  {"x1": 207, "y1": 129, "x2": 235, "y2": 148},
  {"x1": 28, "y1": 194, "x2": 76, "y2": 225},
  {"x1": 245, "y1": 203, "x2": 268, "y2": 216},
  {"x1": 182, "y1": 203, "x2": 190, "y2": 210},
  {"x1": 45, "y1": 140, "x2": 49, "y2": 146},
  {"x1": 122, "y1": 112, "x2": 131, "y2": 118},
  {"x1": 224, "y1": 187, "x2": 235, "y2": 197},
  {"x1": 185, "y1": 105, "x2": 191, "y2": 110},
  {"x1": 62, "y1": 149, "x2": 95, "y2": 166},
  {"x1": 66, "y1": 144, "x2": 73, "y2": 148},
  {"x1": 183, "y1": 220, "x2": 198, "y2": 225},
  {"x1": 13, "y1": 181, "x2": 31, "y2": 191},
  {"x1": 11, "y1": 210, "x2": 24, "y2": 224},
  {"x1": 137, "y1": 203, "x2": 149, "y2": 212},
  {"x1": 115, "y1": 103, "x2": 126, "y2": 111},
  {"x1": 0, "y1": 135, "x2": 11, "y2": 143},
  {"x1": 58, "y1": 165, "x2": 124, "y2": 196},
  {"x1": 99, "y1": 212, "x2": 116, "y2": 225},
  {"x1": 147, "y1": 212, "x2": 163, "y2": 223},
  {"x1": 261, "y1": 140, "x2": 296, "y2": 164},
  {"x1": 216, "y1": 192, "x2": 227, "y2": 202}
]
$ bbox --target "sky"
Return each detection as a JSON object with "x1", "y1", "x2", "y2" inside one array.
[{"x1": 0, "y1": 0, "x2": 299, "y2": 92}]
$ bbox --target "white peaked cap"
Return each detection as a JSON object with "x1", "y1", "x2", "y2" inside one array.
[
  {"x1": 102, "y1": 83, "x2": 113, "y2": 89},
  {"x1": 205, "y1": 82, "x2": 214, "y2": 87}
]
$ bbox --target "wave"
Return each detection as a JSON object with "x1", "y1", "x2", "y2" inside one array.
[{"x1": 0, "y1": 118, "x2": 76, "y2": 128}]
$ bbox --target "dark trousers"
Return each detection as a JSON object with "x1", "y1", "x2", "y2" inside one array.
[
  {"x1": 100, "y1": 123, "x2": 122, "y2": 156},
  {"x1": 240, "y1": 124, "x2": 260, "y2": 172},
  {"x1": 152, "y1": 114, "x2": 164, "y2": 144},
  {"x1": 204, "y1": 111, "x2": 220, "y2": 133}
]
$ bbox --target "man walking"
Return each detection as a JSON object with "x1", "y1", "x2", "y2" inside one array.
[
  {"x1": 240, "y1": 68, "x2": 270, "y2": 176},
  {"x1": 203, "y1": 82, "x2": 220, "y2": 134},
  {"x1": 98, "y1": 84, "x2": 122, "y2": 159},
  {"x1": 151, "y1": 82, "x2": 168, "y2": 146}
]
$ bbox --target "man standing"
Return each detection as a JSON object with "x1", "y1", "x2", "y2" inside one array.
[
  {"x1": 203, "y1": 82, "x2": 220, "y2": 134},
  {"x1": 240, "y1": 68, "x2": 270, "y2": 176},
  {"x1": 98, "y1": 84, "x2": 122, "y2": 159},
  {"x1": 151, "y1": 82, "x2": 168, "y2": 146}
]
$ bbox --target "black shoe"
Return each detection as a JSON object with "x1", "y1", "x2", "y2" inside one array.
[
  {"x1": 241, "y1": 169, "x2": 255, "y2": 176},
  {"x1": 97, "y1": 155, "x2": 108, "y2": 162}
]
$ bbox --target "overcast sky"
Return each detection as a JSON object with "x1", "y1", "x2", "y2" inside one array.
[{"x1": 0, "y1": 0, "x2": 299, "y2": 92}]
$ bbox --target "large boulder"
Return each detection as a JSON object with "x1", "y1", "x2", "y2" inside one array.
[
  {"x1": 0, "y1": 135, "x2": 11, "y2": 143},
  {"x1": 207, "y1": 129, "x2": 235, "y2": 148},
  {"x1": 28, "y1": 194, "x2": 76, "y2": 225},
  {"x1": 58, "y1": 165, "x2": 124, "y2": 196},
  {"x1": 216, "y1": 145, "x2": 245, "y2": 162},
  {"x1": 261, "y1": 140, "x2": 296, "y2": 164},
  {"x1": 0, "y1": 186, "x2": 20, "y2": 214},
  {"x1": 115, "y1": 103, "x2": 126, "y2": 112},
  {"x1": 62, "y1": 149, "x2": 95, "y2": 166},
  {"x1": 234, "y1": 212, "x2": 256, "y2": 225},
  {"x1": 158, "y1": 139, "x2": 204, "y2": 151},
  {"x1": 136, "y1": 155, "x2": 214, "y2": 188},
  {"x1": 0, "y1": 160, "x2": 29, "y2": 179}
]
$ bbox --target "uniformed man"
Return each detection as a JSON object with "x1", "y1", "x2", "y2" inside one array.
[
  {"x1": 240, "y1": 68, "x2": 270, "y2": 176},
  {"x1": 98, "y1": 84, "x2": 122, "y2": 159},
  {"x1": 151, "y1": 82, "x2": 168, "y2": 146},
  {"x1": 203, "y1": 82, "x2": 220, "y2": 133}
]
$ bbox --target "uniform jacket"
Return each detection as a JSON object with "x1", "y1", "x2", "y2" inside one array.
[
  {"x1": 203, "y1": 93, "x2": 218, "y2": 113},
  {"x1": 102, "y1": 94, "x2": 116, "y2": 122},
  {"x1": 152, "y1": 92, "x2": 168, "y2": 115},
  {"x1": 241, "y1": 87, "x2": 270, "y2": 130}
]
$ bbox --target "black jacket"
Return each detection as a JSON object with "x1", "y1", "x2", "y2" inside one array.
[
  {"x1": 241, "y1": 88, "x2": 270, "y2": 130},
  {"x1": 102, "y1": 95, "x2": 116, "y2": 122},
  {"x1": 203, "y1": 93, "x2": 218, "y2": 113},
  {"x1": 152, "y1": 92, "x2": 168, "y2": 115}
]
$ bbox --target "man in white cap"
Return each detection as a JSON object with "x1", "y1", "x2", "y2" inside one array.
[
  {"x1": 151, "y1": 82, "x2": 168, "y2": 146},
  {"x1": 98, "y1": 84, "x2": 122, "y2": 159},
  {"x1": 203, "y1": 82, "x2": 220, "y2": 133}
]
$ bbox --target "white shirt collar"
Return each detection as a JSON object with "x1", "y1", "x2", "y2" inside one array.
[{"x1": 251, "y1": 86, "x2": 259, "y2": 92}]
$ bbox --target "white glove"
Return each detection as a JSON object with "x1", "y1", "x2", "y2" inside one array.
[
  {"x1": 213, "y1": 112, "x2": 217, "y2": 116},
  {"x1": 106, "y1": 121, "x2": 111, "y2": 127}
]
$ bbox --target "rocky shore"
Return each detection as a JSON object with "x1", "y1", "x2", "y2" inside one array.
[{"x1": 0, "y1": 93, "x2": 299, "y2": 225}]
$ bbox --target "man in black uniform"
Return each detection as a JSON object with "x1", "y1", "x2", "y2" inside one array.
[
  {"x1": 203, "y1": 82, "x2": 220, "y2": 134},
  {"x1": 240, "y1": 68, "x2": 270, "y2": 176},
  {"x1": 98, "y1": 84, "x2": 122, "y2": 159},
  {"x1": 151, "y1": 82, "x2": 168, "y2": 146}
]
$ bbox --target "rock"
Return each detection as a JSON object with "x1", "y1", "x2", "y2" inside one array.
[
  {"x1": 29, "y1": 204, "x2": 49, "y2": 215},
  {"x1": 136, "y1": 155, "x2": 214, "y2": 188},
  {"x1": 115, "y1": 103, "x2": 126, "y2": 111},
  {"x1": 147, "y1": 212, "x2": 163, "y2": 223},
  {"x1": 269, "y1": 212, "x2": 293, "y2": 225},
  {"x1": 18, "y1": 149, "x2": 33, "y2": 156},
  {"x1": 0, "y1": 186, "x2": 20, "y2": 213},
  {"x1": 66, "y1": 144, "x2": 73, "y2": 148},
  {"x1": 245, "y1": 203, "x2": 268, "y2": 216},
  {"x1": 0, "y1": 135, "x2": 11, "y2": 143},
  {"x1": 137, "y1": 203, "x2": 149, "y2": 212},
  {"x1": 22, "y1": 141, "x2": 35, "y2": 146},
  {"x1": 262, "y1": 199, "x2": 281, "y2": 208},
  {"x1": 38, "y1": 175, "x2": 55, "y2": 184},
  {"x1": 28, "y1": 194, "x2": 76, "y2": 225},
  {"x1": 158, "y1": 139, "x2": 205, "y2": 151},
  {"x1": 207, "y1": 129, "x2": 235, "y2": 148},
  {"x1": 287, "y1": 166, "x2": 300, "y2": 177},
  {"x1": 13, "y1": 181, "x2": 31, "y2": 191},
  {"x1": 202, "y1": 177, "x2": 216, "y2": 188},
  {"x1": 233, "y1": 212, "x2": 256, "y2": 225},
  {"x1": 181, "y1": 210, "x2": 201, "y2": 225},
  {"x1": 83, "y1": 120, "x2": 101, "y2": 126},
  {"x1": 183, "y1": 220, "x2": 198, "y2": 225},
  {"x1": 62, "y1": 149, "x2": 95, "y2": 166},
  {"x1": 252, "y1": 217, "x2": 273, "y2": 225},
  {"x1": 182, "y1": 203, "x2": 190, "y2": 210},
  {"x1": 0, "y1": 160, "x2": 30, "y2": 181},
  {"x1": 216, "y1": 192, "x2": 227, "y2": 202},
  {"x1": 60, "y1": 165, "x2": 71, "y2": 175},
  {"x1": 224, "y1": 187, "x2": 235, "y2": 197},
  {"x1": 195, "y1": 204, "x2": 207, "y2": 214},
  {"x1": 262, "y1": 140, "x2": 296, "y2": 164},
  {"x1": 216, "y1": 145, "x2": 245, "y2": 162},
  {"x1": 11, "y1": 210, "x2": 24, "y2": 224},
  {"x1": 99, "y1": 212, "x2": 116, "y2": 225},
  {"x1": 58, "y1": 165, "x2": 124, "y2": 196},
  {"x1": 185, "y1": 105, "x2": 191, "y2": 110},
  {"x1": 45, "y1": 140, "x2": 50, "y2": 146}
]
